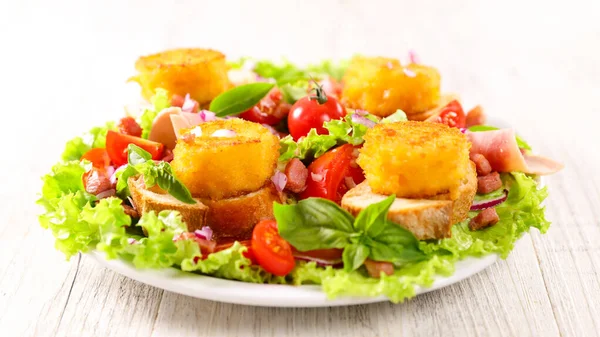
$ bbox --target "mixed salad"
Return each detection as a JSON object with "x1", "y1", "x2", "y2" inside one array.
[{"x1": 38, "y1": 48, "x2": 562, "y2": 303}]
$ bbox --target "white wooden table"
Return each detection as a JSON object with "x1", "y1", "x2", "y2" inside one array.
[{"x1": 1, "y1": 0, "x2": 599, "y2": 336}]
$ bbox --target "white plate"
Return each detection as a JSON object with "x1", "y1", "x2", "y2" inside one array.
[
  {"x1": 90, "y1": 251, "x2": 497, "y2": 307},
  {"x1": 89, "y1": 116, "x2": 513, "y2": 307}
]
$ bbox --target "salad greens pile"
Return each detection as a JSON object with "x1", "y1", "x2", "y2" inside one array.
[{"x1": 37, "y1": 58, "x2": 551, "y2": 303}]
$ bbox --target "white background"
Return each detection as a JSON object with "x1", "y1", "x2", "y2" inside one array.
[{"x1": 1, "y1": 0, "x2": 599, "y2": 336}]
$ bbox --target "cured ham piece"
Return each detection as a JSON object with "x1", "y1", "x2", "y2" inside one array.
[
  {"x1": 467, "y1": 129, "x2": 563, "y2": 175},
  {"x1": 150, "y1": 107, "x2": 217, "y2": 149}
]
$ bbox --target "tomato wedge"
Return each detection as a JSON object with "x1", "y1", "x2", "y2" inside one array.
[
  {"x1": 251, "y1": 219, "x2": 295, "y2": 276},
  {"x1": 425, "y1": 100, "x2": 466, "y2": 128},
  {"x1": 105, "y1": 130, "x2": 165, "y2": 166},
  {"x1": 80, "y1": 148, "x2": 111, "y2": 169},
  {"x1": 300, "y1": 144, "x2": 365, "y2": 203}
]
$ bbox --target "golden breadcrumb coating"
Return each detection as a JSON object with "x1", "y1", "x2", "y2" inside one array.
[
  {"x1": 171, "y1": 119, "x2": 279, "y2": 200},
  {"x1": 341, "y1": 56, "x2": 441, "y2": 117},
  {"x1": 131, "y1": 48, "x2": 231, "y2": 105},
  {"x1": 357, "y1": 121, "x2": 472, "y2": 199}
]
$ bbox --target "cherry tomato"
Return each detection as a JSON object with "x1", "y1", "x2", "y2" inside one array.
[
  {"x1": 239, "y1": 88, "x2": 290, "y2": 125},
  {"x1": 105, "y1": 130, "x2": 165, "y2": 167},
  {"x1": 300, "y1": 144, "x2": 365, "y2": 203},
  {"x1": 118, "y1": 116, "x2": 142, "y2": 137},
  {"x1": 80, "y1": 148, "x2": 111, "y2": 169},
  {"x1": 426, "y1": 100, "x2": 466, "y2": 128},
  {"x1": 287, "y1": 86, "x2": 346, "y2": 141},
  {"x1": 215, "y1": 240, "x2": 257, "y2": 265},
  {"x1": 251, "y1": 219, "x2": 295, "y2": 276}
]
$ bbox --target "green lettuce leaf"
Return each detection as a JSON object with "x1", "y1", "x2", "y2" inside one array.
[
  {"x1": 140, "y1": 88, "x2": 170, "y2": 139},
  {"x1": 419, "y1": 172, "x2": 549, "y2": 258},
  {"x1": 62, "y1": 122, "x2": 115, "y2": 161}
]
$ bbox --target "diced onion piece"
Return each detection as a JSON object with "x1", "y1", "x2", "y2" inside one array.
[
  {"x1": 351, "y1": 113, "x2": 376, "y2": 128},
  {"x1": 271, "y1": 170, "x2": 287, "y2": 193},
  {"x1": 194, "y1": 226, "x2": 214, "y2": 241},
  {"x1": 181, "y1": 94, "x2": 196, "y2": 112},
  {"x1": 311, "y1": 172, "x2": 324, "y2": 182},
  {"x1": 470, "y1": 190, "x2": 508, "y2": 210}
]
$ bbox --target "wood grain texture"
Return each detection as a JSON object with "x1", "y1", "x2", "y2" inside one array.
[{"x1": 1, "y1": 0, "x2": 599, "y2": 336}]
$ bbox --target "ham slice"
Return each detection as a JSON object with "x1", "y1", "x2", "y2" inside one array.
[
  {"x1": 150, "y1": 107, "x2": 217, "y2": 149},
  {"x1": 467, "y1": 129, "x2": 563, "y2": 175}
]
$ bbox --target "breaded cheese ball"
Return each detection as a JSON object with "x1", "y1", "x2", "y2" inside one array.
[
  {"x1": 131, "y1": 48, "x2": 231, "y2": 105},
  {"x1": 357, "y1": 121, "x2": 471, "y2": 199},
  {"x1": 171, "y1": 119, "x2": 279, "y2": 200},
  {"x1": 341, "y1": 56, "x2": 441, "y2": 117}
]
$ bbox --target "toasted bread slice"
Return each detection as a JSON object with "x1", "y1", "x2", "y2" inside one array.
[
  {"x1": 199, "y1": 183, "x2": 282, "y2": 241},
  {"x1": 128, "y1": 176, "x2": 281, "y2": 241},
  {"x1": 128, "y1": 176, "x2": 208, "y2": 232},
  {"x1": 341, "y1": 163, "x2": 476, "y2": 240}
]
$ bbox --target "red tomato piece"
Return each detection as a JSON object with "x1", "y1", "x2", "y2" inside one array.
[
  {"x1": 425, "y1": 100, "x2": 466, "y2": 128},
  {"x1": 80, "y1": 148, "x2": 111, "y2": 169},
  {"x1": 287, "y1": 85, "x2": 346, "y2": 140},
  {"x1": 300, "y1": 144, "x2": 364, "y2": 203},
  {"x1": 105, "y1": 130, "x2": 165, "y2": 167},
  {"x1": 239, "y1": 88, "x2": 290, "y2": 125},
  {"x1": 251, "y1": 219, "x2": 295, "y2": 276},
  {"x1": 118, "y1": 116, "x2": 143, "y2": 137},
  {"x1": 239, "y1": 105, "x2": 282, "y2": 125}
]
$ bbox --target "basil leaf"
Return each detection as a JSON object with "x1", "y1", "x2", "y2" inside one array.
[
  {"x1": 279, "y1": 83, "x2": 307, "y2": 104},
  {"x1": 274, "y1": 198, "x2": 356, "y2": 251},
  {"x1": 209, "y1": 83, "x2": 275, "y2": 117},
  {"x1": 342, "y1": 243, "x2": 370, "y2": 272},
  {"x1": 372, "y1": 221, "x2": 420, "y2": 246},
  {"x1": 468, "y1": 125, "x2": 532, "y2": 150},
  {"x1": 368, "y1": 240, "x2": 426, "y2": 265},
  {"x1": 154, "y1": 162, "x2": 196, "y2": 204},
  {"x1": 127, "y1": 144, "x2": 152, "y2": 165},
  {"x1": 353, "y1": 195, "x2": 395, "y2": 237}
]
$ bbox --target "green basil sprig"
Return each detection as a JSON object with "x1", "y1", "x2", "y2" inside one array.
[
  {"x1": 209, "y1": 82, "x2": 275, "y2": 117},
  {"x1": 274, "y1": 196, "x2": 426, "y2": 272},
  {"x1": 116, "y1": 144, "x2": 196, "y2": 204}
]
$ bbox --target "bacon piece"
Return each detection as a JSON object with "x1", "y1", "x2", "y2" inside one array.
[
  {"x1": 83, "y1": 168, "x2": 113, "y2": 195},
  {"x1": 477, "y1": 172, "x2": 503, "y2": 194},
  {"x1": 118, "y1": 117, "x2": 142, "y2": 137},
  {"x1": 469, "y1": 207, "x2": 500, "y2": 230},
  {"x1": 470, "y1": 153, "x2": 492, "y2": 176},
  {"x1": 284, "y1": 158, "x2": 308, "y2": 193},
  {"x1": 364, "y1": 259, "x2": 394, "y2": 278},
  {"x1": 465, "y1": 105, "x2": 486, "y2": 127},
  {"x1": 467, "y1": 129, "x2": 563, "y2": 175},
  {"x1": 122, "y1": 204, "x2": 139, "y2": 219}
]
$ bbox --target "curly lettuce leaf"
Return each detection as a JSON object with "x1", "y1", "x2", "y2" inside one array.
[
  {"x1": 292, "y1": 255, "x2": 454, "y2": 303},
  {"x1": 140, "y1": 88, "x2": 170, "y2": 139},
  {"x1": 62, "y1": 122, "x2": 115, "y2": 161},
  {"x1": 420, "y1": 172, "x2": 549, "y2": 258}
]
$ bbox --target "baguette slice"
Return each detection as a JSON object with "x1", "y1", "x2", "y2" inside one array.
[
  {"x1": 341, "y1": 163, "x2": 476, "y2": 240},
  {"x1": 128, "y1": 176, "x2": 282, "y2": 241},
  {"x1": 128, "y1": 176, "x2": 209, "y2": 232}
]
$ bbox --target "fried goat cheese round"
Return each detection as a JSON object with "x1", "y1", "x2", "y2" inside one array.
[
  {"x1": 171, "y1": 119, "x2": 279, "y2": 200},
  {"x1": 341, "y1": 56, "x2": 441, "y2": 118},
  {"x1": 131, "y1": 48, "x2": 231, "y2": 105},
  {"x1": 357, "y1": 121, "x2": 472, "y2": 199}
]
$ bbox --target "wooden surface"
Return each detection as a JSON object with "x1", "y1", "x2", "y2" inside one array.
[{"x1": 1, "y1": 0, "x2": 599, "y2": 336}]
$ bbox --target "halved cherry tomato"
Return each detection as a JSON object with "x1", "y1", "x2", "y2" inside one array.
[
  {"x1": 425, "y1": 100, "x2": 466, "y2": 128},
  {"x1": 105, "y1": 130, "x2": 165, "y2": 166},
  {"x1": 300, "y1": 144, "x2": 365, "y2": 203},
  {"x1": 251, "y1": 219, "x2": 295, "y2": 276},
  {"x1": 118, "y1": 116, "x2": 143, "y2": 137},
  {"x1": 80, "y1": 148, "x2": 111, "y2": 169},
  {"x1": 215, "y1": 239, "x2": 257, "y2": 265},
  {"x1": 287, "y1": 85, "x2": 346, "y2": 140},
  {"x1": 239, "y1": 88, "x2": 290, "y2": 125}
]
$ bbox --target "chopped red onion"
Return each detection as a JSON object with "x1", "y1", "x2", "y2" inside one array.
[
  {"x1": 344, "y1": 176, "x2": 357, "y2": 189},
  {"x1": 459, "y1": 128, "x2": 467, "y2": 134},
  {"x1": 271, "y1": 170, "x2": 287, "y2": 193},
  {"x1": 470, "y1": 190, "x2": 508, "y2": 210},
  {"x1": 408, "y1": 50, "x2": 420, "y2": 64},
  {"x1": 195, "y1": 226, "x2": 214, "y2": 241},
  {"x1": 127, "y1": 238, "x2": 137, "y2": 245},
  {"x1": 199, "y1": 110, "x2": 217, "y2": 122},
  {"x1": 211, "y1": 129, "x2": 237, "y2": 137},
  {"x1": 311, "y1": 172, "x2": 324, "y2": 182},
  {"x1": 403, "y1": 68, "x2": 416, "y2": 77},
  {"x1": 351, "y1": 113, "x2": 376, "y2": 128},
  {"x1": 96, "y1": 189, "x2": 116, "y2": 199},
  {"x1": 181, "y1": 94, "x2": 196, "y2": 112},
  {"x1": 293, "y1": 252, "x2": 343, "y2": 267},
  {"x1": 354, "y1": 109, "x2": 369, "y2": 116}
]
